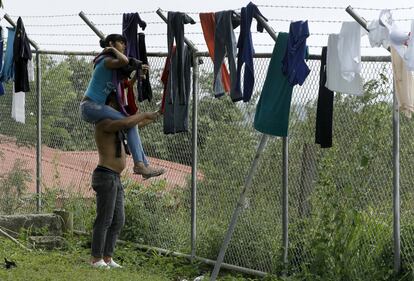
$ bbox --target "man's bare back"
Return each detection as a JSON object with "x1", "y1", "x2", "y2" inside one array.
[{"x1": 93, "y1": 94, "x2": 164, "y2": 177}]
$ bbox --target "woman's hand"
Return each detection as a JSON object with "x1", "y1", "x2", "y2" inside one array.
[
  {"x1": 140, "y1": 64, "x2": 150, "y2": 79},
  {"x1": 102, "y1": 47, "x2": 116, "y2": 54}
]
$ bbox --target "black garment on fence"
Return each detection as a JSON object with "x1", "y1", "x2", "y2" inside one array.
[
  {"x1": 137, "y1": 33, "x2": 152, "y2": 102},
  {"x1": 13, "y1": 17, "x2": 32, "y2": 92},
  {"x1": 315, "y1": 47, "x2": 334, "y2": 148}
]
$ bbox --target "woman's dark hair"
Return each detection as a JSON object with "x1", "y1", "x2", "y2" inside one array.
[{"x1": 99, "y1": 34, "x2": 126, "y2": 48}]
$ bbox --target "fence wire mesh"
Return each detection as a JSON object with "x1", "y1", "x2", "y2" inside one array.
[{"x1": 1, "y1": 50, "x2": 414, "y2": 276}]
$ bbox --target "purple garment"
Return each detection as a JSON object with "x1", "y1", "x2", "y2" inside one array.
[
  {"x1": 236, "y1": 2, "x2": 267, "y2": 102},
  {"x1": 122, "y1": 13, "x2": 146, "y2": 59},
  {"x1": 122, "y1": 13, "x2": 152, "y2": 102},
  {"x1": 282, "y1": 21, "x2": 310, "y2": 87}
]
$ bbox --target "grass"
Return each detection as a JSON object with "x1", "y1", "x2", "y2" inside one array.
[{"x1": 0, "y1": 236, "x2": 280, "y2": 281}]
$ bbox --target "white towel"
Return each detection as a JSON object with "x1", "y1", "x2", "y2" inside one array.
[{"x1": 11, "y1": 85, "x2": 26, "y2": 123}]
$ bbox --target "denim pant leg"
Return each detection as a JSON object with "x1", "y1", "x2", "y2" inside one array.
[
  {"x1": 103, "y1": 175, "x2": 125, "y2": 257},
  {"x1": 79, "y1": 100, "x2": 148, "y2": 165},
  {"x1": 91, "y1": 169, "x2": 118, "y2": 258}
]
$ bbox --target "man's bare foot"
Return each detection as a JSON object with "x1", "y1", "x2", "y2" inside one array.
[{"x1": 133, "y1": 163, "x2": 165, "y2": 179}]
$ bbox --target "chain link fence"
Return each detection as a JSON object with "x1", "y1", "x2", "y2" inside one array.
[{"x1": 2, "y1": 50, "x2": 414, "y2": 277}]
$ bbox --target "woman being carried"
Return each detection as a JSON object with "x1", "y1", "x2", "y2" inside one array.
[{"x1": 80, "y1": 34, "x2": 165, "y2": 179}]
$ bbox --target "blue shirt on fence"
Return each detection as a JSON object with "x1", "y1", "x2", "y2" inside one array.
[{"x1": 282, "y1": 20, "x2": 310, "y2": 87}]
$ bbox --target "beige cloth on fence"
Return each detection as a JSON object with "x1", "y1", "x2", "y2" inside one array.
[{"x1": 391, "y1": 47, "x2": 414, "y2": 118}]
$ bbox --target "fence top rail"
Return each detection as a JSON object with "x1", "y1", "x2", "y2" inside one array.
[{"x1": 33, "y1": 49, "x2": 391, "y2": 62}]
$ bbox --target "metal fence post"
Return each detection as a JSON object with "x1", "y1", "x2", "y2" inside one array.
[
  {"x1": 210, "y1": 134, "x2": 269, "y2": 281},
  {"x1": 282, "y1": 137, "x2": 289, "y2": 273},
  {"x1": 346, "y1": 5, "x2": 401, "y2": 274},
  {"x1": 191, "y1": 51, "x2": 199, "y2": 259},
  {"x1": 254, "y1": 13, "x2": 290, "y2": 273},
  {"x1": 35, "y1": 52, "x2": 42, "y2": 212},
  {"x1": 3, "y1": 14, "x2": 42, "y2": 212},
  {"x1": 392, "y1": 81, "x2": 401, "y2": 272},
  {"x1": 210, "y1": 13, "x2": 287, "y2": 280},
  {"x1": 155, "y1": 8, "x2": 200, "y2": 259},
  {"x1": 79, "y1": 11, "x2": 105, "y2": 40}
]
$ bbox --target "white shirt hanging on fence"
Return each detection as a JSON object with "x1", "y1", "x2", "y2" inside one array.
[
  {"x1": 325, "y1": 34, "x2": 364, "y2": 96},
  {"x1": 368, "y1": 10, "x2": 414, "y2": 71},
  {"x1": 11, "y1": 85, "x2": 25, "y2": 124},
  {"x1": 368, "y1": 9, "x2": 392, "y2": 49},
  {"x1": 337, "y1": 22, "x2": 363, "y2": 82},
  {"x1": 391, "y1": 47, "x2": 414, "y2": 118}
]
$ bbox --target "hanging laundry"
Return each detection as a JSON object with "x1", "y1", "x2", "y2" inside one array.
[
  {"x1": 14, "y1": 17, "x2": 32, "y2": 93},
  {"x1": 11, "y1": 85, "x2": 25, "y2": 123},
  {"x1": 137, "y1": 33, "x2": 152, "y2": 102},
  {"x1": 236, "y1": 2, "x2": 267, "y2": 102},
  {"x1": 315, "y1": 47, "x2": 334, "y2": 148},
  {"x1": 0, "y1": 27, "x2": 16, "y2": 84},
  {"x1": 122, "y1": 12, "x2": 146, "y2": 58},
  {"x1": 160, "y1": 47, "x2": 174, "y2": 114},
  {"x1": 368, "y1": 10, "x2": 414, "y2": 71},
  {"x1": 121, "y1": 78, "x2": 138, "y2": 115},
  {"x1": 167, "y1": 11, "x2": 195, "y2": 105},
  {"x1": 325, "y1": 34, "x2": 364, "y2": 96},
  {"x1": 163, "y1": 45, "x2": 192, "y2": 134},
  {"x1": 337, "y1": 22, "x2": 363, "y2": 82},
  {"x1": 377, "y1": 10, "x2": 408, "y2": 58},
  {"x1": 254, "y1": 32, "x2": 293, "y2": 137},
  {"x1": 0, "y1": 27, "x2": 5, "y2": 96},
  {"x1": 27, "y1": 59, "x2": 35, "y2": 82},
  {"x1": 367, "y1": 10, "x2": 391, "y2": 49},
  {"x1": 199, "y1": 12, "x2": 231, "y2": 95},
  {"x1": 403, "y1": 21, "x2": 414, "y2": 71},
  {"x1": 213, "y1": 10, "x2": 240, "y2": 101},
  {"x1": 391, "y1": 47, "x2": 414, "y2": 118},
  {"x1": 282, "y1": 20, "x2": 310, "y2": 87},
  {"x1": 122, "y1": 13, "x2": 152, "y2": 102}
]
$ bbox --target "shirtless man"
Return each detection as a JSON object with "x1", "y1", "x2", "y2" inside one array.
[{"x1": 90, "y1": 92, "x2": 162, "y2": 269}]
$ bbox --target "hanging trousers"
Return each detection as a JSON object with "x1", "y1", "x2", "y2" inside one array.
[
  {"x1": 167, "y1": 12, "x2": 195, "y2": 105},
  {"x1": 137, "y1": 33, "x2": 152, "y2": 102},
  {"x1": 163, "y1": 46, "x2": 192, "y2": 134},
  {"x1": 236, "y1": 2, "x2": 266, "y2": 102},
  {"x1": 315, "y1": 47, "x2": 334, "y2": 148}
]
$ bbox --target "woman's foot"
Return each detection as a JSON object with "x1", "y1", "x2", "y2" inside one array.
[{"x1": 133, "y1": 163, "x2": 165, "y2": 179}]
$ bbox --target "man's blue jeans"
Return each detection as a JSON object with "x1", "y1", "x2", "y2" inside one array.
[{"x1": 91, "y1": 166, "x2": 124, "y2": 258}]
